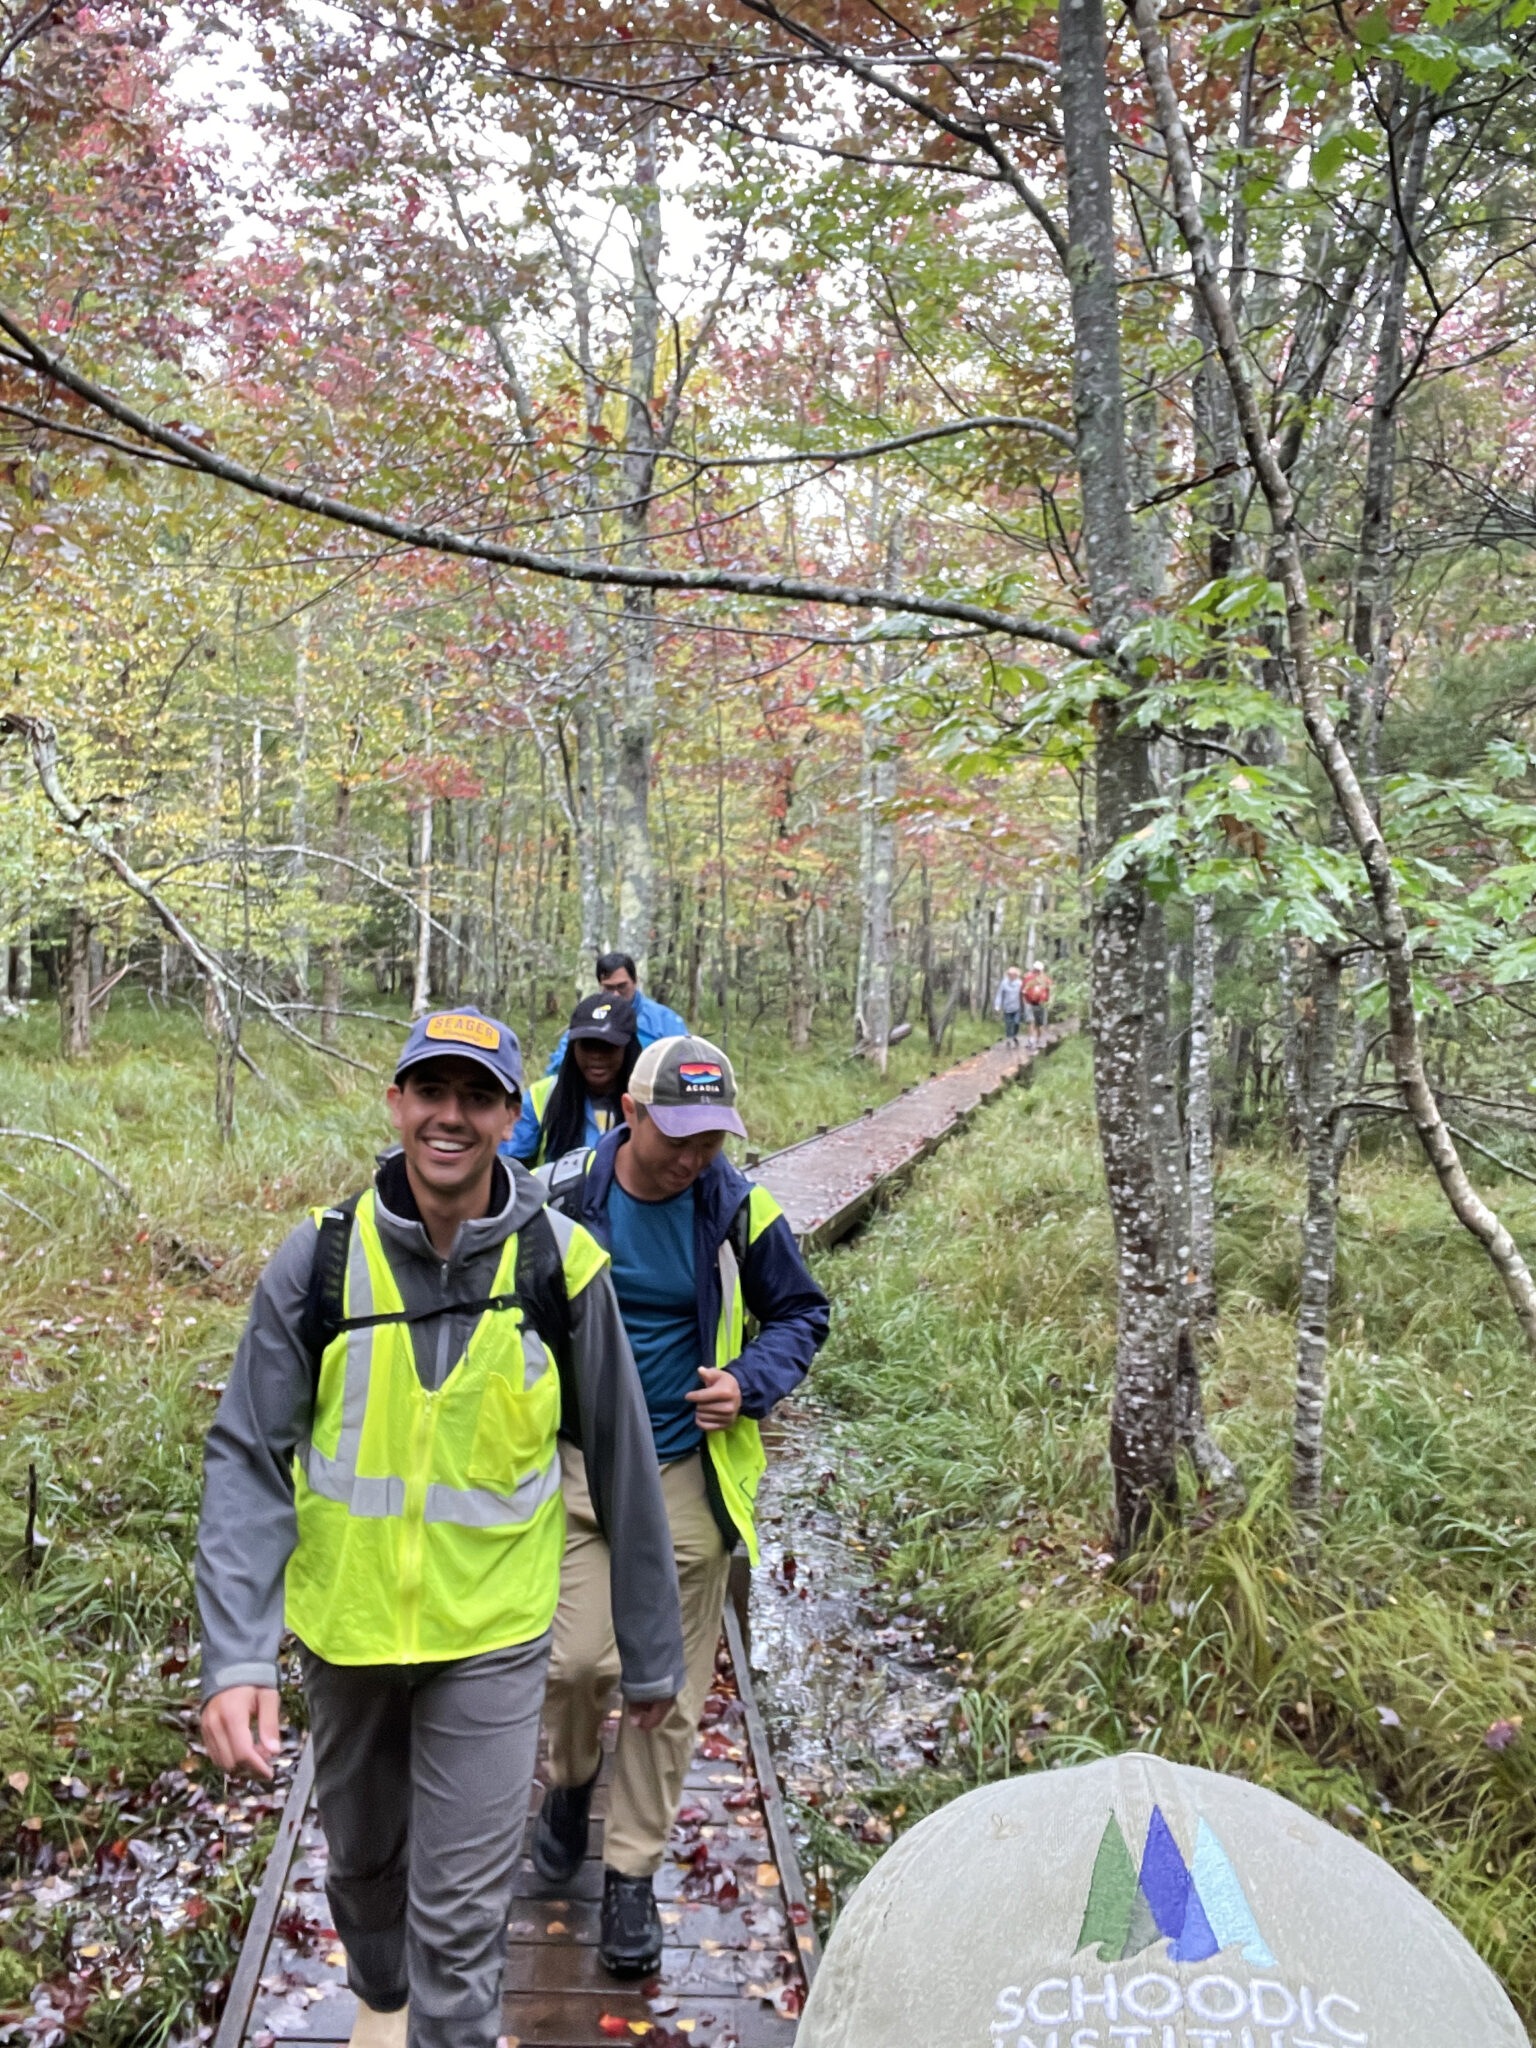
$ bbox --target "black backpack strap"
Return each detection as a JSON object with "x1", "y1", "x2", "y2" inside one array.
[
  {"x1": 728, "y1": 1190, "x2": 752, "y2": 1267},
  {"x1": 515, "y1": 1206, "x2": 577, "y2": 1443},
  {"x1": 544, "y1": 1146, "x2": 593, "y2": 1219},
  {"x1": 301, "y1": 1192, "x2": 362, "y2": 1400}
]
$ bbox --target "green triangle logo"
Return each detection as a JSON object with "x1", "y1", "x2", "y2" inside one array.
[{"x1": 1076, "y1": 1814, "x2": 1139, "y2": 1961}]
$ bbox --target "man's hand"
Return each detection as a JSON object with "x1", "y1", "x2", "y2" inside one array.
[
  {"x1": 627, "y1": 1696, "x2": 676, "y2": 1733},
  {"x1": 686, "y1": 1366, "x2": 742, "y2": 1432},
  {"x1": 202, "y1": 1686, "x2": 282, "y2": 1779}
]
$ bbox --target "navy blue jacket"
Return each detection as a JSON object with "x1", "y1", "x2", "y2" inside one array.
[{"x1": 569, "y1": 1128, "x2": 829, "y2": 1419}]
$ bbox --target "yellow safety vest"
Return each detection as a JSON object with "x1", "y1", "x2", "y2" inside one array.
[
  {"x1": 286, "y1": 1190, "x2": 608, "y2": 1664},
  {"x1": 701, "y1": 1184, "x2": 784, "y2": 1568}
]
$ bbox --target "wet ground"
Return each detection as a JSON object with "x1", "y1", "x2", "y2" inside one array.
[{"x1": 747, "y1": 1402, "x2": 962, "y2": 1905}]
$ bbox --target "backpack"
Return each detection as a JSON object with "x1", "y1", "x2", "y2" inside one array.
[
  {"x1": 299, "y1": 1194, "x2": 577, "y2": 1436},
  {"x1": 1022, "y1": 971, "x2": 1050, "y2": 1006}
]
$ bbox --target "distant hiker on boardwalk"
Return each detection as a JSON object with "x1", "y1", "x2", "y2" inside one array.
[
  {"x1": 533, "y1": 1036, "x2": 830, "y2": 1979},
  {"x1": 1021, "y1": 961, "x2": 1053, "y2": 1049},
  {"x1": 507, "y1": 991, "x2": 640, "y2": 1168},
  {"x1": 994, "y1": 964, "x2": 1025, "y2": 1044},
  {"x1": 195, "y1": 1007, "x2": 683, "y2": 2048},
  {"x1": 543, "y1": 949, "x2": 689, "y2": 1075}
]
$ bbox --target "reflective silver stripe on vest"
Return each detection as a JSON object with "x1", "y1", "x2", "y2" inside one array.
[
  {"x1": 716, "y1": 1239, "x2": 740, "y2": 1366},
  {"x1": 424, "y1": 1454, "x2": 561, "y2": 1527},
  {"x1": 304, "y1": 1218, "x2": 376, "y2": 1499},
  {"x1": 303, "y1": 1222, "x2": 559, "y2": 1527}
]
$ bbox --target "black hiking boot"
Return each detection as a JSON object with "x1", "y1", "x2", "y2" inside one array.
[
  {"x1": 599, "y1": 1867, "x2": 663, "y2": 1977},
  {"x1": 531, "y1": 1773, "x2": 597, "y2": 1885}
]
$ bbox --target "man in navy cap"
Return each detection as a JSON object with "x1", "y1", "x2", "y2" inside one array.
[{"x1": 195, "y1": 1008, "x2": 683, "y2": 2048}]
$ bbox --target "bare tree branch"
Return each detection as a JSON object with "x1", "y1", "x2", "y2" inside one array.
[
  {"x1": 0, "y1": 1129, "x2": 132, "y2": 1202},
  {"x1": 0, "y1": 307, "x2": 1100, "y2": 660}
]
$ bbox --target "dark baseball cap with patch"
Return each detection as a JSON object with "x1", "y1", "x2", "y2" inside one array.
[
  {"x1": 629, "y1": 1034, "x2": 747, "y2": 1139},
  {"x1": 567, "y1": 991, "x2": 637, "y2": 1046},
  {"x1": 394, "y1": 1007, "x2": 525, "y2": 1097}
]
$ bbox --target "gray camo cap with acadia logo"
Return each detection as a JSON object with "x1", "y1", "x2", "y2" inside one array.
[{"x1": 797, "y1": 1753, "x2": 1527, "y2": 2048}]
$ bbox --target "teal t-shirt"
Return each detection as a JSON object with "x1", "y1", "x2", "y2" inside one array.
[{"x1": 606, "y1": 1181, "x2": 703, "y2": 1460}]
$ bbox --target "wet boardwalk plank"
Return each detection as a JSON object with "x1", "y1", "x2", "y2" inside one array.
[
  {"x1": 751, "y1": 1029, "x2": 1066, "y2": 1248},
  {"x1": 230, "y1": 1632, "x2": 807, "y2": 2048}
]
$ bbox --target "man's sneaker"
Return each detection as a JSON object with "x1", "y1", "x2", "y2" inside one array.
[
  {"x1": 531, "y1": 1774, "x2": 598, "y2": 1885},
  {"x1": 599, "y1": 1868, "x2": 662, "y2": 1977},
  {"x1": 347, "y1": 2002, "x2": 408, "y2": 2048}
]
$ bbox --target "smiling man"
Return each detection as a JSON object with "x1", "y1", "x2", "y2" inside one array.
[{"x1": 194, "y1": 1008, "x2": 683, "y2": 2048}]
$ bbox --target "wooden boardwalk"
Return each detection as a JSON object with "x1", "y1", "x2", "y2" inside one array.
[
  {"x1": 218, "y1": 1027, "x2": 1064, "y2": 2048},
  {"x1": 750, "y1": 1026, "x2": 1066, "y2": 1247}
]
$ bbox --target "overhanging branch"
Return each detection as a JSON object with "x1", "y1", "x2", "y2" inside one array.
[{"x1": 0, "y1": 307, "x2": 1101, "y2": 661}]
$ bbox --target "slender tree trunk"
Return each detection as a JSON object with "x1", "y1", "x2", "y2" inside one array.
[
  {"x1": 1061, "y1": 0, "x2": 1187, "y2": 1546},
  {"x1": 1136, "y1": 0, "x2": 1536, "y2": 1354},
  {"x1": 61, "y1": 903, "x2": 92, "y2": 1059},
  {"x1": 411, "y1": 676, "x2": 434, "y2": 1020},
  {"x1": 320, "y1": 779, "x2": 352, "y2": 1046},
  {"x1": 290, "y1": 629, "x2": 310, "y2": 997},
  {"x1": 614, "y1": 117, "x2": 662, "y2": 973},
  {"x1": 1351, "y1": 84, "x2": 1433, "y2": 773},
  {"x1": 1187, "y1": 893, "x2": 1218, "y2": 1326},
  {"x1": 1293, "y1": 947, "x2": 1343, "y2": 1516}
]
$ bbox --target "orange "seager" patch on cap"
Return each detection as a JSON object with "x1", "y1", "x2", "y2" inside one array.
[{"x1": 424, "y1": 1013, "x2": 501, "y2": 1050}]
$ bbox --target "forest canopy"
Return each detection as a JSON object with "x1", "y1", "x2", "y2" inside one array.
[{"x1": 4, "y1": 0, "x2": 1536, "y2": 1538}]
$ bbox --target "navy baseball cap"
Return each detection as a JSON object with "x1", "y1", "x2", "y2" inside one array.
[
  {"x1": 568, "y1": 991, "x2": 637, "y2": 1046},
  {"x1": 394, "y1": 1008, "x2": 525, "y2": 1097}
]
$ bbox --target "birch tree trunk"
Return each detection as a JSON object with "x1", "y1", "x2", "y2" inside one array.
[
  {"x1": 290, "y1": 630, "x2": 310, "y2": 996},
  {"x1": 614, "y1": 117, "x2": 662, "y2": 974},
  {"x1": 1187, "y1": 892, "x2": 1218, "y2": 1327},
  {"x1": 319, "y1": 779, "x2": 351, "y2": 1046},
  {"x1": 1135, "y1": 0, "x2": 1536, "y2": 1355}
]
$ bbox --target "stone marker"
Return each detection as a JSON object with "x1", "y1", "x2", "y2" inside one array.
[{"x1": 798, "y1": 1752, "x2": 1528, "y2": 2048}]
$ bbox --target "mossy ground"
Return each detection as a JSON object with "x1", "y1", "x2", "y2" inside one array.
[{"x1": 803, "y1": 1036, "x2": 1536, "y2": 2024}]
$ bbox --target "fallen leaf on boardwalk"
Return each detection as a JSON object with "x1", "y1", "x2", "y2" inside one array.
[
  {"x1": 788, "y1": 1903, "x2": 809, "y2": 1925},
  {"x1": 598, "y1": 2015, "x2": 630, "y2": 2037},
  {"x1": 756, "y1": 1863, "x2": 780, "y2": 1888},
  {"x1": 676, "y1": 2025, "x2": 696, "y2": 2036},
  {"x1": 774, "y1": 1982, "x2": 806, "y2": 2018},
  {"x1": 546, "y1": 1918, "x2": 567, "y2": 1933},
  {"x1": 326, "y1": 1948, "x2": 346, "y2": 1966},
  {"x1": 628, "y1": 2025, "x2": 652, "y2": 2036},
  {"x1": 699, "y1": 1937, "x2": 723, "y2": 1954}
]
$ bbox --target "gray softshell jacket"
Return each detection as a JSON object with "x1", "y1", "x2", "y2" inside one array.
[{"x1": 195, "y1": 1152, "x2": 685, "y2": 1704}]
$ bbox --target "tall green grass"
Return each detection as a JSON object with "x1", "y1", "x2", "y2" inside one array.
[{"x1": 808, "y1": 1037, "x2": 1536, "y2": 2021}]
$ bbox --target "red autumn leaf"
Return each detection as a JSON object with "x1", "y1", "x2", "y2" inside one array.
[
  {"x1": 598, "y1": 2014, "x2": 629, "y2": 2037},
  {"x1": 788, "y1": 1902, "x2": 809, "y2": 1925}
]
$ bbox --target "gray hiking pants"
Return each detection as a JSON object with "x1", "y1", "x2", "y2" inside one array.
[{"x1": 301, "y1": 1635, "x2": 550, "y2": 2048}]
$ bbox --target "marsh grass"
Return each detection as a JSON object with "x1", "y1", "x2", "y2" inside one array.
[
  {"x1": 808, "y1": 1037, "x2": 1536, "y2": 2021},
  {"x1": 0, "y1": 990, "x2": 1001, "y2": 2037}
]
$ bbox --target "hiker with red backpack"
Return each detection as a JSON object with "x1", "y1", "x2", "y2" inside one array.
[
  {"x1": 1021, "y1": 961, "x2": 1053, "y2": 1049},
  {"x1": 194, "y1": 1008, "x2": 684, "y2": 2048}
]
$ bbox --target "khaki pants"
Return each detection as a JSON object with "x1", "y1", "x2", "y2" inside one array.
[{"x1": 545, "y1": 1439, "x2": 731, "y2": 1877}]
